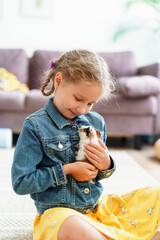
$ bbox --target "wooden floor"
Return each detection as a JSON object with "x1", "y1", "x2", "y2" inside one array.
[
  {"x1": 107, "y1": 137, "x2": 160, "y2": 183},
  {"x1": 126, "y1": 146, "x2": 160, "y2": 183}
]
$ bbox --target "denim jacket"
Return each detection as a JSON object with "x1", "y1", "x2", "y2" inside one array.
[{"x1": 11, "y1": 98, "x2": 116, "y2": 214}]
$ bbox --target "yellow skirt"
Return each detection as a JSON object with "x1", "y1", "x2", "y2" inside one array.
[{"x1": 33, "y1": 187, "x2": 160, "y2": 240}]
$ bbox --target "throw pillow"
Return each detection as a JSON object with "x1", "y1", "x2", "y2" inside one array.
[
  {"x1": 117, "y1": 75, "x2": 160, "y2": 98},
  {"x1": 0, "y1": 68, "x2": 29, "y2": 93}
]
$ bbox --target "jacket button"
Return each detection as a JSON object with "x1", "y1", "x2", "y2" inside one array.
[
  {"x1": 83, "y1": 188, "x2": 90, "y2": 194},
  {"x1": 58, "y1": 142, "x2": 63, "y2": 149},
  {"x1": 86, "y1": 209, "x2": 91, "y2": 214},
  {"x1": 105, "y1": 172, "x2": 111, "y2": 176}
]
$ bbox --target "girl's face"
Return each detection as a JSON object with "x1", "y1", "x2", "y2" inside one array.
[{"x1": 53, "y1": 72, "x2": 103, "y2": 121}]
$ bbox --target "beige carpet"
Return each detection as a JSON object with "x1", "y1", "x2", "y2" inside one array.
[{"x1": 0, "y1": 148, "x2": 159, "y2": 240}]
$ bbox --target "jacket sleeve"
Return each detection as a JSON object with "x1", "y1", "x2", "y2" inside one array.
[
  {"x1": 96, "y1": 156, "x2": 116, "y2": 181},
  {"x1": 11, "y1": 119, "x2": 67, "y2": 195}
]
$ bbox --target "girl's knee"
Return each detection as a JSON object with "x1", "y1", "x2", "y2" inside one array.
[
  {"x1": 58, "y1": 216, "x2": 86, "y2": 240},
  {"x1": 58, "y1": 215, "x2": 109, "y2": 240}
]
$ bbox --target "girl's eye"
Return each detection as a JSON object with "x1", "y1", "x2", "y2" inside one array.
[
  {"x1": 75, "y1": 96, "x2": 82, "y2": 101},
  {"x1": 75, "y1": 96, "x2": 93, "y2": 106}
]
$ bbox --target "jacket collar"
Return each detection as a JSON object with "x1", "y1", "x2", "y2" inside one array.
[{"x1": 45, "y1": 98, "x2": 89, "y2": 129}]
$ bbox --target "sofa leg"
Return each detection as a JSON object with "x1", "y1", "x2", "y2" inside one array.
[{"x1": 134, "y1": 136, "x2": 142, "y2": 150}]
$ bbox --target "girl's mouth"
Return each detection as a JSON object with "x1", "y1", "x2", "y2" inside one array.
[{"x1": 69, "y1": 109, "x2": 77, "y2": 116}]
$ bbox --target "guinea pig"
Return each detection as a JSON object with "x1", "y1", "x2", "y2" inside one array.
[{"x1": 76, "y1": 126, "x2": 101, "y2": 161}]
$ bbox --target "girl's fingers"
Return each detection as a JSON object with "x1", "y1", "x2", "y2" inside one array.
[
  {"x1": 84, "y1": 144, "x2": 101, "y2": 157},
  {"x1": 87, "y1": 161, "x2": 97, "y2": 170},
  {"x1": 85, "y1": 142, "x2": 104, "y2": 153},
  {"x1": 85, "y1": 153, "x2": 99, "y2": 168},
  {"x1": 98, "y1": 138, "x2": 108, "y2": 150},
  {"x1": 84, "y1": 149, "x2": 99, "y2": 162},
  {"x1": 85, "y1": 140, "x2": 107, "y2": 153}
]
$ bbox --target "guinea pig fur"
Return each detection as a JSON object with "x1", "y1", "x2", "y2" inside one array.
[{"x1": 76, "y1": 126, "x2": 101, "y2": 161}]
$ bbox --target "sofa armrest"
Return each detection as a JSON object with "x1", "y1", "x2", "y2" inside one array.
[
  {"x1": 138, "y1": 63, "x2": 160, "y2": 79},
  {"x1": 154, "y1": 94, "x2": 160, "y2": 134}
]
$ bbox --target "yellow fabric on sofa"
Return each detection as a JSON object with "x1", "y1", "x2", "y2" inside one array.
[{"x1": 0, "y1": 68, "x2": 29, "y2": 93}]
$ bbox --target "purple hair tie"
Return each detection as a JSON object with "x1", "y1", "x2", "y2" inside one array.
[{"x1": 50, "y1": 60, "x2": 54, "y2": 69}]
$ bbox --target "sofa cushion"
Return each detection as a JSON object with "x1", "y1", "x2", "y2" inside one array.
[
  {"x1": 98, "y1": 51, "x2": 137, "y2": 77},
  {"x1": 92, "y1": 95, "x2": 157, "y2": 115},
  {"x1": 117, "y1": 75, "x2": 160, "y2": 98},
  {"x1": 0, "y1": 90, "x2": 26, "y2": 111},
  {"x1": 0, "y1": 49, "x2": 29, "y2": 84},
  {"x1": 29, "y1": 50, "x2": 62, "y2": 89},
  {"x1": 25, "y1": 89, "x2": 51, "y2": 112}
]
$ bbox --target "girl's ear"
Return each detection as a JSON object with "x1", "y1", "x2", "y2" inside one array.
[{"x1": 54, "y1": 72, "x2": 63, "y2": 90}]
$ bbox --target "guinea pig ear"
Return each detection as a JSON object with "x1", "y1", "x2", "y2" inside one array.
[{"x1": 96, "y1": 131, "x2": 101, "y2": 138}]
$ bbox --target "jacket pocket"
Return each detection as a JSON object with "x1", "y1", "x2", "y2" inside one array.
[{"x1": 46, "y1": 140, "x2": 71, "y2": 163}]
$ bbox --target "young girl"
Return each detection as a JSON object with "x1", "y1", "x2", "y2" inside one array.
[{"x1": 12, "y1": 50, "x2": 160, "y2": 240}]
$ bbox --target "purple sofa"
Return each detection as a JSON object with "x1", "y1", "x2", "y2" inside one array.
[{"x1": 0, "y1": 49, "x2": 160, "y2": 146}]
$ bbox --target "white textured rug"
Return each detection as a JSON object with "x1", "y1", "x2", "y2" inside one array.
[{"x1": 0, "y1": 148, "x2": 159, "y2": 240}]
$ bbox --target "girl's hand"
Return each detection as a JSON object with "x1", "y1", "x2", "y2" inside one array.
[
  {"x1": 63, "y1": 161, "x2": 98, "y2": 181},
  {"x1": 84, "y1": 138, "x2": 111, "y2": 171}
]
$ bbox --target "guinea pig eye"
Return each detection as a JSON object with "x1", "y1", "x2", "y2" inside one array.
[
  {"x1": 84, "y1": 127, "x2": 89, "y2": 132},
  {"x1": 84, "y1": 127, "x2": 90, "y2": 136}
]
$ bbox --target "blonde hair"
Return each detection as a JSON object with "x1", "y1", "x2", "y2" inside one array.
[{"x1": 41, "y1": 49, "x2": 116, "y2": 97}]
